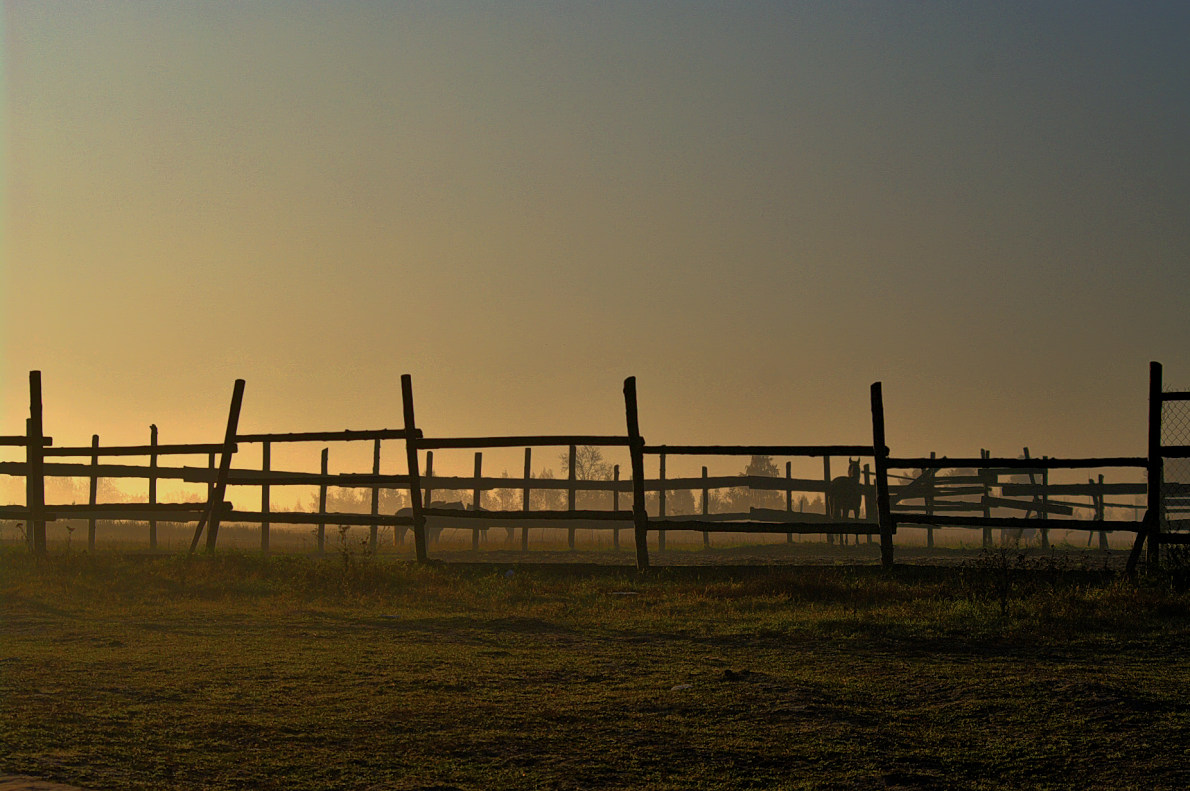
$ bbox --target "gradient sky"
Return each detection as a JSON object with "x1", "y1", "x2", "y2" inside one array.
[{"x1": 4, "y1": 1, "x2": 1190, "y2": 483}]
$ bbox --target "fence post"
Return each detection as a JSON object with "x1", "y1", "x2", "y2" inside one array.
[
  {"x1": 261, "y1": 440, "x2": 271, "y2": 554},
  {"x1": 980, "y1": 449, "x2": 993, "y2": 548},
  {"x1": 318, "y1": 448, "x2": 328, "y2": 554},
  {"x1": 369, "y1": 438, "x2": 380, "y2": 553},
  {"x1": 423, "y1": 451, "x2": 434, "y2": 511},
  {"x1": 624, "y1": 377, "x2": 650, "y2": 570},
  {"x1": 925, "y1": 452, "x2": 936, "y2": 549},
  {"x1": 613, "y1": 464, "x2": 621, "y2": 550},
  {"x1": 657, "y1": 452, "x2": 666, "y2": 551},
  {"x1": 521, "y1": 447, "x2": 531, "y2": 551},
  {"x1": 1096, "y1": 474, "x2": 1109, "y2": 551},
  {"x1": 26, "y1": 371, "x2": 47, "y2": 556},
  {"x1": 400, "y1": 374, "x2": 428, "y2": 563},
  {"x1": 472, "y1": 452, "x2": 482, "y2": 550},
  {"x1": 823, "y1": 456, "x2": 833, "y2": 545},
  {"x1": 148, "y1": 425, "x2": 158, "y2": 550},
  {"x1": 1147, "y1": 361, "x2": 1164, "y2": 567},
  {"x1": 870, "y1": 382, "x2": 894, "y2": 568},
  {"x1": 568, "y1": 444, "x2": 577, "y2": 549},
  {"x1": 88, "y1": 435, "x2": 99, "y2": 551},
  {"x1": 190, "y1": 379, "x2": 245, "y2": 554},
  {"x1": 702, "y1": 466, "x2": 710, "y2": 547},
  {"x1": 786, "y1": 461, "x2": 793, "y2": 543},
  {"x1": 1128, "y1": 361, "x2": 1163, "y2": 574},
  {"x1": 863, "y1": 463, "x2": 874, "y2": 544},
  {"x1": 1040, "y1": 460, "x2": 1050, "y2": 550}
]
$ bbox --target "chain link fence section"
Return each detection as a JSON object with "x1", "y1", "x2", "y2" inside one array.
[{"x1": 1161, "y1": 395, "x2": 1190, "y2": 533}]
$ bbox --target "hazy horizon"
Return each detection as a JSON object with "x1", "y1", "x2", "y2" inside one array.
[{"x1": 5, "y1": 2, "x2": 1190, "y2": 470}]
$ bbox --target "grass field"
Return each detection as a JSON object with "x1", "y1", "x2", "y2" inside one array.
[{"x1": 2, "y1": 548, "x2": 1189, "y2": 790}]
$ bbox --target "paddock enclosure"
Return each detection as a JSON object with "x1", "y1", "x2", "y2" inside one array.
[{"x1": 4, "y1": 363, "x2": 1188, "y2": 572}]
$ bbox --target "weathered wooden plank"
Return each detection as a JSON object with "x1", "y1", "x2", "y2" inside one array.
[
  {"x1": 235, "y1": 429, "x2": 418, "y2": 443},
  {"x1": 644, "y1": 444, "x2": 873, "y2": 457},
  {"x1": 421, "y1": 507, "x2": 630, "y2": 521},
  {"x1": 0, "y1": 435, "x2": 52, "y2": 447},
  {"x1": 416, "y1": 435, "x2": 632, "y2": 449},
  {"x1": 888, "y1": 456, "x2": 1146, "y2": 470},
  {"x1": 648, "y1": 519, "x2": 881, "y2": 535},
  {"x1": 1001, "y1": 482, "x2": 1146, "y2": 496},
  {"x1": 43, "y1": 443, "x2": 234, "y2": 457},
  {"x1": 896, "y1": 514, "x2": 1143, "y2": 531},
  {"x1": 981, "y1": 495, "x2": 1074, "y2": 516},
  {"x1": 224, "y1": 510, "x2": 416, "y2": 527}
]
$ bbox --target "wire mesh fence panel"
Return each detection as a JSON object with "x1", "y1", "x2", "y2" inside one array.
[{"x1": 1162, "y1": 395, "x2": 1190, "y2": 531}]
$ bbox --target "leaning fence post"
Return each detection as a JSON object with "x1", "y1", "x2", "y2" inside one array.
[
  {"x1": 400, "y1": 374, "x2": 428, "y2": 563},
  {"x1": 870, "y1": 382, "x2": 894, "y2": 568},
  {"x1": 189, "y1": 379, "x2": 245, "y2": 554},
  {"x1": 88, "y1": 435, "x2": 99, "y2": 551},
  {"x1": 624, "y1": 377, "x2": 650, "y2": 570},
  {"x1": 26, "y1": 371, "x2": 47, "y2": 556}
]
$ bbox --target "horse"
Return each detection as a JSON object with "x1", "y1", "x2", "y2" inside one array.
[{"x1": 825, "y1": 458, "x2": 862, "y2": 545}]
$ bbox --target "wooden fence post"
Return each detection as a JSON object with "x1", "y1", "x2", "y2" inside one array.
[
  {"x1": 369, "y1": 438, "x2": 380, "y2": 553},
  {"x1": 568, "y1": 444, "x2": 577, "y2": 549},
  {"x1": 148, "y1": 425, "x2": 158, "y2": 550},
  {"x1": 1129, "y1": 361, "x2": 1163, "y2": 574},
  {"x1": 26, "y1": 371, "x2": 47, "y2": 556},
  {"x1": 472, "y1": 452, "x2": 482, "y2": 550},
  {"x1": 1096, "y1": 474, "x2": 1109, "y2": 550},
  {"x1": 400, "y1": 374, "x2": 428, "y2": 563},
  {"x1": 261, "y1": 440, "x2": 271, "y2": 554},
  {"x1": 657, "y1": 452, "x2": 666, "y2": 551},
  {"x1": 870, "y1": 382, "x2": 894, "y2": 568},
  {"x1": 786, "y1": 461, "x2": 793, "y2": 543},
  {"x1": 613, "y1": 464, "x2": 621, "y2": 549},
  {"x1": 624, "y1": 377, "x2": 650, "y2": 570},
  {"x1": 702, "y1": 466, "x2": 710, "y2": 547},
  {"x1": 88, "y1": 435, "x2": 99, "y2": 551},
  {"x1": 424, "y1": 451, "x2": 434, "y2": 511},
  {"x1": 822, "y1": 456, "x2": 832, "y2": 545},
  {"x1": 521, "y1": 447, "x2": 531, "y2": 551},
  {"x1": 863, "y1": 463, "x2": 874, "y2": 544},
  {"x1": 1040, "y1": 460, "x2": 1051, "y2": 550},
  {"x1": 191, "y1": 379, "x2": 245, "y2": 554},
  {"x1": 925, "y1": 451, "x2": 936, "y2": 549},
  {"x1": 981, "y1": 449, "x2": 993, "y2": 548},
  {"x1": 318, "y1": 448, "x2": 328, "y2": 554}
]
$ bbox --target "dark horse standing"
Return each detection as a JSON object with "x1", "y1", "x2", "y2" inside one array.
[{"x1": 826, "y1": 458, "x2": 862, "y2": 544}]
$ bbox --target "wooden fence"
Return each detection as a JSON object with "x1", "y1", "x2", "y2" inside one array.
[{"x1": 3, "y1": 364, "x2": 1186, "y2": 571}]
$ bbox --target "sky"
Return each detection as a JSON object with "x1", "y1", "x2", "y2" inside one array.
[{"x1": 3, "y1": 1, "x2": 1190, "y2": 485}]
